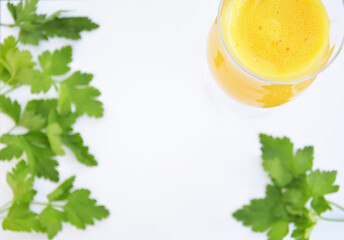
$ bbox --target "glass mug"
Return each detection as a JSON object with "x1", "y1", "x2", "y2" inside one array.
[{"x1": 207, "y1": 0, "x2": 344, "y2": 108}]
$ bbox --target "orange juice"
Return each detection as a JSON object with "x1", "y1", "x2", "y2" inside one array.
[{"x1": 207, "y1": 0, "x2": 332, "y2": 108}]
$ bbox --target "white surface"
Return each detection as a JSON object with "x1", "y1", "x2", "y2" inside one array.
[{"x1": 0, "y1": 0, "x2": 344, "y2": 239}]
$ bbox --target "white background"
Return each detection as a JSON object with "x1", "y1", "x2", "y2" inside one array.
[{"x1": 0, "y1": 0, "x2": 344, "y2": 239}]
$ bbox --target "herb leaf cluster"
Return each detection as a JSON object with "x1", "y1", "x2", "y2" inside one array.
[
  {"x1": 0, "y1": 1, "x2": 109, "y2": 239},
  {"x1": 234, "y1": 134, "x2": 343, "y2": 240}
]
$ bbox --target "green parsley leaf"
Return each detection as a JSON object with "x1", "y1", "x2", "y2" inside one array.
[
  {"x1": 290, "y1": 147, "x2": 313, "y2": 175},
  {"x1": 291, "y1": 210, "x2": 317, "y2": 240},
  {"x1": 27, "y1": 99, "x2": 79, "y2": 132},
  {"x1": 39, "y1": 46, "x2": 72, "y2": 76},
  {"x1": 267, "y1": 220, "x2": 289, "y2": 240},
  {"x1": 61, "y1": 133, "x2": 97, "y2": 166},
  {"x1": 265, "y1": 185, "x2": 289, "y2": 219},
  {"x1": 6, "y1": 160, "x2": 36, "y2": 202},
  {"x1": 260, "y1": 134, "x2": 294, "y2": 165},
  {"x1": 56, "y1": 111, "x2": 79, "y2": 132},
  {"x1": 0, "y1": 36, "x2": 17, "y2": 59},
  {"x1": 307, "y1": 170, "x2": 339, "y2": 197},
  {"x1": 58, "y1": 71, "x2": 103, "y2": 117},
  {"x1": 29, "y1": 70, "x2": 54, "y2": 94},
  {"x1": 263, "y1": 157, "x2": 293, "y2": 187},
  {"x1": 0, "y1": 132, "x2": 59, "y2": 181},
  {"x1": 19, "y1": 99, "x2": 57, "y2": 130},
  {"x1": 48, "y1": 176, "x2": 75, "y2": 202},
  {"x1": 30, "y1": 46, "x2": 73, "y2": 93},
  {"x1": 283, "y1": 176, "x2": 310, "y2": 215},
  {"x1": 21, "y1": 132, "x2": 59, "y2": 181},
  {"x1": 234, "y1": 199, "x2": 276, "y2": 232},
  {"x1": 2, "y1": 203, "x2": 42, "y2": 232},
  {"x1": 233, "y1": 185, "x2": 284, "y2": 232},
  {"x1": 19, "y1": 99, "x2": 74, "y2": 131},
  {"x1": 0, "y1": 36, "x2": 35, "y2": 86},
  {"x1": 43, "y1": 17, "x2": 99, "y2": 40},
  {"x1": 46, "y1": 122, "x2": 65, "y2": 155},
  {"x1": 18, "y1": 99, "x2": 94, "y2": 164},
  {"x1": 39, "y1": 206, "x2": 65, "y2": 239},
  {"x1": 7, "y1": 0, "x2": 39, "y2": 24},
  {"x1": 311, "y1": 197, "x2": 332, "y2": 215},
  {"x1": 283, "y1": 187, "x2": 309, "y2": 215},
  {"x1": 0, "y1": 95, "x2": 21, "y2": 123},
  {"x1": 260, "y1": 134, "x2": 294, "y2": 187},
  {"x1": 234, "y1": 134, "x2": 342, "y2": 240},
  {"x1": 7, "y1": 0, "x2": 99, "y2": 45},
  {"x1": 0, "y1": 134, "x2": 24, "y2": 161},
  {"x1": 46, "y1": 109, "x2": 65, "y2": 155},
  {"x1": 64, "y1": 189, "x2": 109, "y2": 229},
  {"x1": 18, "y1": 109, "x2": 46, "y2": 131}
]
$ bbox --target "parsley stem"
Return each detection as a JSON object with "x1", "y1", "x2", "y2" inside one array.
[
  {"x1": 0, "y1": 207, "x2": 10, "y2": 215},
  {"x1": 1, "y1": 84, "x2": 21, "y2": 96},
  {"x1": 0, "y1": 23, "x2": 16, "y2": 27},
  {"x1": 31, "y1": 202, "x2": 48, "y2": 206},
  {"x1": 0, "y1": 75, "x2": 15, "y2": 94},
  {"x1": 329, "y1": 201, "x2": 344, "y2": 212},
  {"x1": 320, "y1": 217, "x2": 344, "y2": 222},
  {"x1": 53, "y1": 82, "x2": 59, "y2": 91},
  {"x1": 2, "y1": 87, "x2": 15, "y2": 96},
  {"x1": 0, "y1": 201, "x2": 12, "y2": 214},
  {"x1": 31, "y1": 202, "x2": 64, "y2": 209},
  {"x1": 0, "y1": 83, "x2": 7, "y2": 94},
  {"x1": 7, "y1": 125, "x2": 17, "y2": 134}
]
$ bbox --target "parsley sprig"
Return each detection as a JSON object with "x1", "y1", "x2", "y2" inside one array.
[
  {"x1": 0, "y1": 0, "x2": 109, "y2": 239},
  {"x1": 234, "y1": 134, "x2": 344, "y2": 240},
  {"x1": 1, "y1": 0, "x2": 99, "y2": 45}
]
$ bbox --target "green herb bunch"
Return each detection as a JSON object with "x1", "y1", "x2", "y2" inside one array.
[
  {"x1": 0, "y1": 0, "x2": 109, "y2": 239},
  {"x1": 234, "y1": 134, "x2": 344, "y2": 240}
]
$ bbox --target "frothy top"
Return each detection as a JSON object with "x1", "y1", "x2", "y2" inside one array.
[{"x1": 221, "y1": 0, "x2": 330, "y2": 81}]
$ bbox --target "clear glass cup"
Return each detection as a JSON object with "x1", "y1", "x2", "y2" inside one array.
[{"x1": 207, "y1": 0, "x2": 344, "y2": 108}]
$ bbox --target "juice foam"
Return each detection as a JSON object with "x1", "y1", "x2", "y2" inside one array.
[{"x1": 221, "y1": 0, "x2": 330, "y2": 80}]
